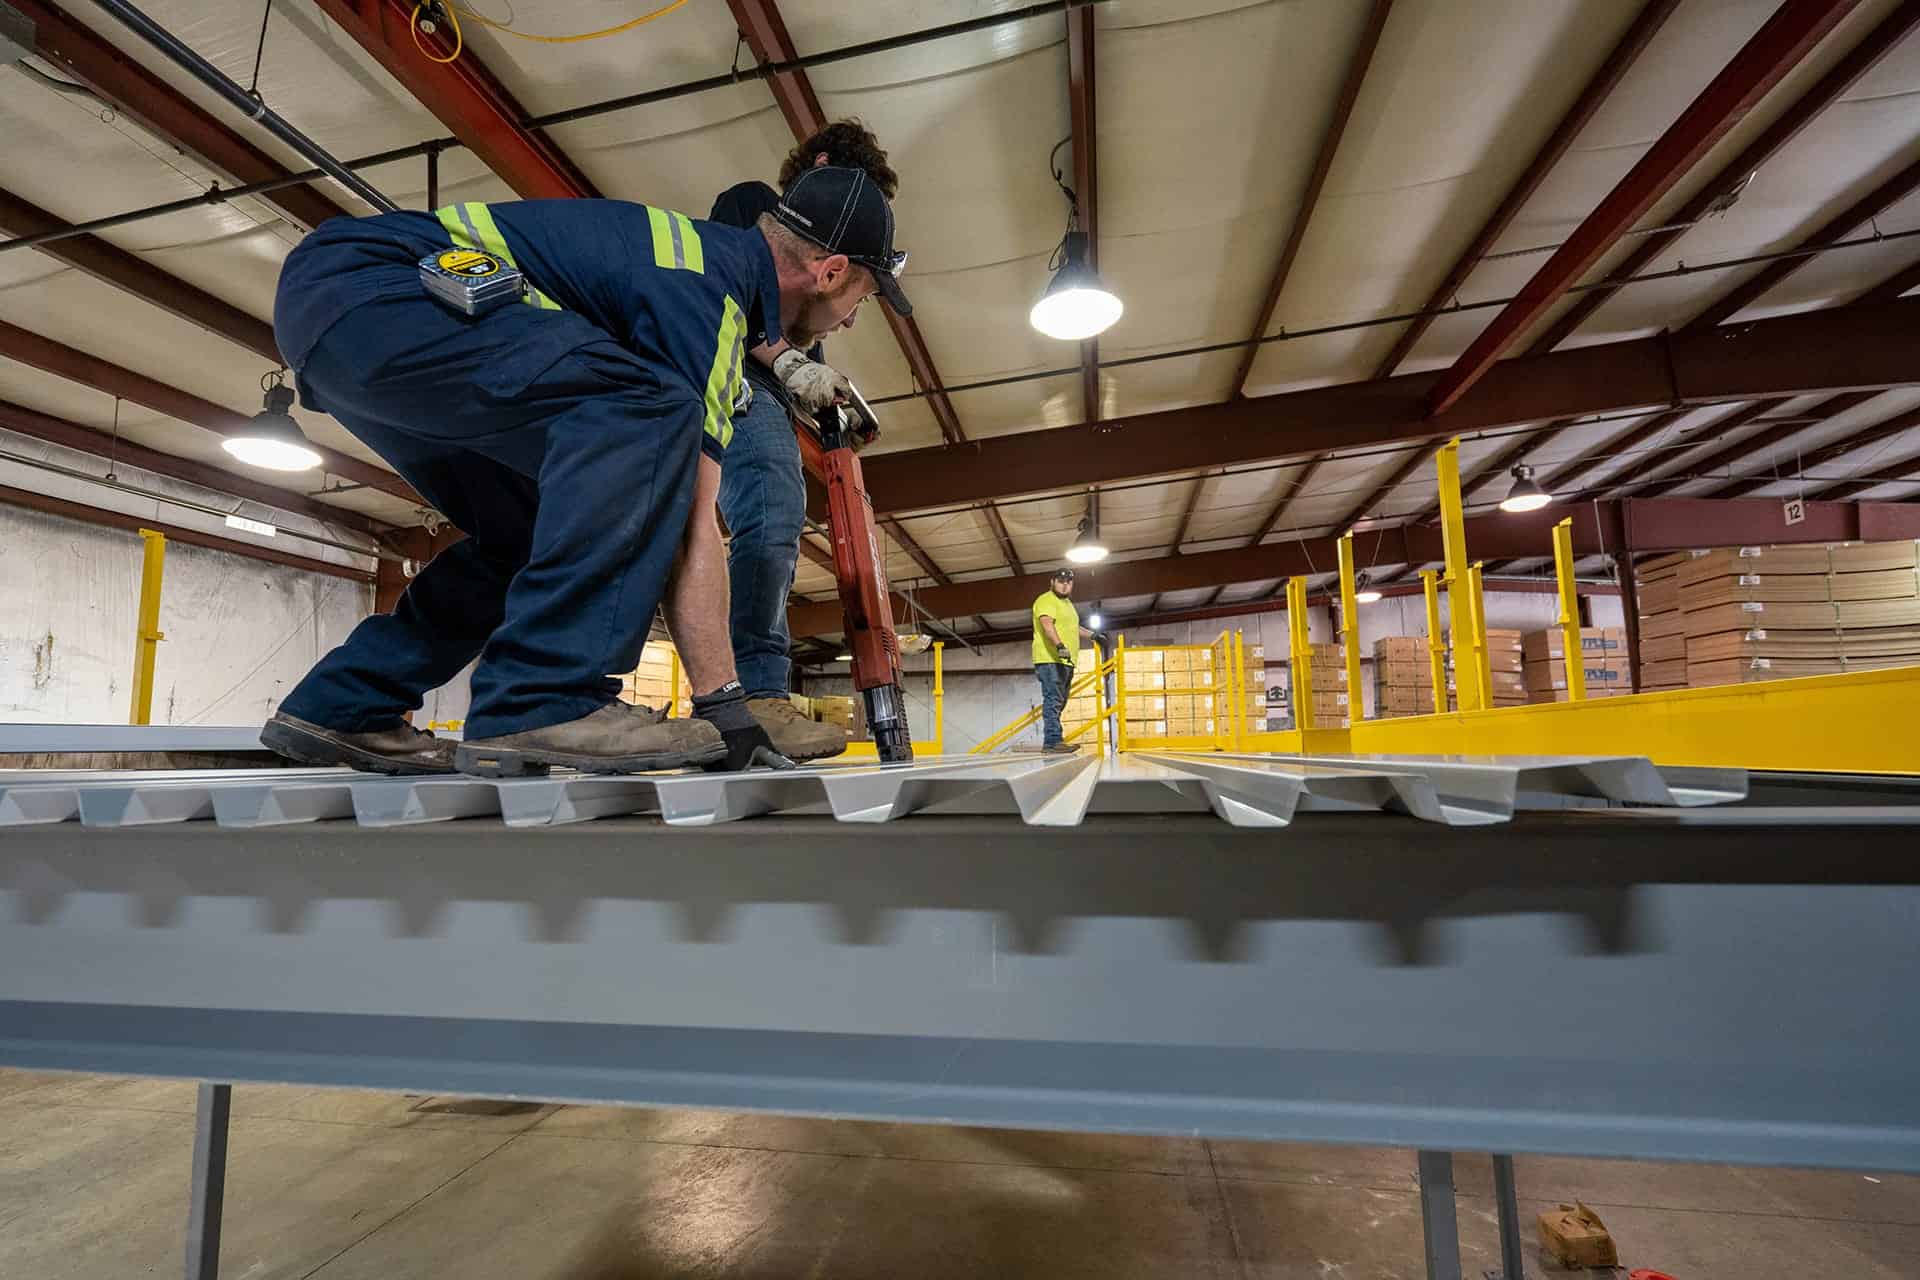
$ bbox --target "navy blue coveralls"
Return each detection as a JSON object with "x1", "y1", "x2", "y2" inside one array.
[{"x1": 271, "y1": 199, "x2": 784, "y2": 740}]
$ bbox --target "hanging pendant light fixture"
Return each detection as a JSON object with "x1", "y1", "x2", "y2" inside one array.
[
  {"x1": 1031, "y1": 139, "x2": 1122, "y2": 341},
  {"x1": 1031, "y1": 230, "x2": 1123, "y2": 341},
  {"x1": 224, "y1": 371, "x2": 322, "y2": 472},
  {"x1": 1499, "y1": 464, "x2": 1552, "y2": 513}
]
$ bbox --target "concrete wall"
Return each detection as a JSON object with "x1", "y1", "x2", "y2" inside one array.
[
  {"x1": 0, "y1": 506, "x2": 368, "y2": 725},
  {"x1": 798, "y1": 588, "x2": 1626, "y2": 749}
]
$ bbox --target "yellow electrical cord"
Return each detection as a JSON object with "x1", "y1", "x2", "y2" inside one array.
[
  {"x1": 409, "y1": 2, "x2": 464, "y2": 64},
  {"x1": 454, "y1": 0, "x2": 690, "y2": 44}
]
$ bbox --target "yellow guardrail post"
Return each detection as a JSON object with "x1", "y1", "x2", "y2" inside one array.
[
  {"x1": 930, "y1": 640, "x2": 946, "y2": 748},
  {"x1": 1288, "y1": 576, "x2": 1315, "y2": 730},
  {"x1": 1435, "y1": 438, "x2": 1484, "y2": 711},
  {"x1": 1336, "y1": 532, "x2": 1364, "y2": 723},
  {"x1": 1551, "y1": 518, "x2": 1585, "y2": 702},
  {"x1": 1421, "y1": 568, "x2": 1447, "y2": 713},
  {"x1": 666, "y1": 649, "x2": 681, "y2": 718},
  {"x1": 1114, "y1": 634, "x2": 1130, "y2": 752},
  {"x1": 129, "y1": 528, "x2": 167, "y2": 726},
  {"x1": 1228, "y1": 630, "x2": 1243, "y2": 750},
  {"x1": 1467, "y1": 561, "x2": 1494, "y2": 708}
]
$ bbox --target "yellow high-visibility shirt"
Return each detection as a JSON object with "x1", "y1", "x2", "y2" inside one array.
[{"x1": 1031, "y1": 590, "x2": 1079, "y2": 666}]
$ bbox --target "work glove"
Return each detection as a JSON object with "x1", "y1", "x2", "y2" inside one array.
[
  {"x1": 1055, "y1": 644, "x2": 1073, "y2": 666},
  {"x1": 692, "y1": 681, "x2": 797, "y2": 772},
  {"x1": 772, "y1": 348, "x2": 853, "y2": 413}
]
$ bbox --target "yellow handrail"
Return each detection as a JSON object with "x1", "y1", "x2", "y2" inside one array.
[{"x1": 968, "y1": 656, "x2": 1114, "y2": 754}]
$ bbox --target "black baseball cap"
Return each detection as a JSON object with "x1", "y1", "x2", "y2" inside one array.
[
  {"x1": 1051, "y1": 567, "x2": 1075, "y2": 581},
  {"x1": 775, "y1": 166, "x2": 913, "y2": 317}
]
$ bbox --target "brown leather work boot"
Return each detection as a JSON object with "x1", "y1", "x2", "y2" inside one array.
[
  {"x1": 748, "y1": 697, "x2": 849, "y2": 762},
  {"x1": 454, "y1": 701, "x2": 724, "y2": 777},
  {"x1": 260, "y1": 711, "x2": 457, "y2": 775}
]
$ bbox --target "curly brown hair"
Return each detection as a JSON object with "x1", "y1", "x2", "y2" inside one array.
[{"x1": 779, "y1": 119, "x2": 898, "y2": 199}]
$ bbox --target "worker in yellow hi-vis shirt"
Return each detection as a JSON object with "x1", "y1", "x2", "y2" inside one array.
[{"x1": 1031, "y1": 568, "x2": 1081, "y2": 754}]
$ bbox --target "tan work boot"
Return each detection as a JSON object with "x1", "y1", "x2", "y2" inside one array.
[
  {"x1": 455, "y1": 702, "x2": 725, "y2": 777},
  {"x1": 748, "y1": 697, "x2": 849, "y2": 762},
  {"x1": 261, "y1": 711, "x2": 457, "y2": 775}
]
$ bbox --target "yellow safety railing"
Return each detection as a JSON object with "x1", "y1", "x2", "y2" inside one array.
[
  {"x1": 969, "y1": 646, "x2": 1112, "y2": 755},
  {"x1": 128, "y1": 528, "x2": 166, "y2": 726},
  {"x1": 842, "y1": 640, "x2": 948, "y2": 759}
]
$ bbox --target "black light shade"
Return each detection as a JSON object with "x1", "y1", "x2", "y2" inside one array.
[
  {"x1": 1499, "y1": 464, "x2": 1552, "y2": 513},
  {"x1": 223, "y1": 383, "x2": 322, "y2": 472}
]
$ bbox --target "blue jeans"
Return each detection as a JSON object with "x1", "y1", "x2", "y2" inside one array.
[
  {"x1": 1035, "y1": 662, "x2": 1071, "y2": 747},
  {"x1": 717, "y1": 377, "x2": 806, "y2": 701},
  {"x1": 274, "y1": 268, "x2": 701, "y2": 741}
]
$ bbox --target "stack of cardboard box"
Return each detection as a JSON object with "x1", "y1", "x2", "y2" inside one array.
[
  {"x1": 1372, "y1": 636, "x2": 1436, "y2": 718},
  {"x1": 1243, "y1": 643, "x2": 1270, "y2": 731},
  {"x1": 1522, "y1": 627, "x2": 1631, "y2": 701},
  {"x1": 1164, "y1": 648, "x2": 1217, "y2": 739},
  {"x1": 1635, "y1": 551, "x2": 1689, "y2": 690},
  {"x1": 1297, "y1": 641, "x2": 1351, "y2": 727},
  {"x1": 1679, "y1": 542, "x2": 1920, "y2": 687},
  {"x1": 1060, "y1": 644, "x2": 1103, "y2": 740},
  {"x1": 1121, "y1": 647, "x2": 1167, "y2": 739}
]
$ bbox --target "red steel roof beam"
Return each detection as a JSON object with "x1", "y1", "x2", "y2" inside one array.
[
  {"x1": 1807, "y1": 452, "x2": 1920, "y2": 500},
  {"x1": 309, "y1": 0, "x2": 599, "y2": 199},
  {"x1": 725, "y1": 0, "x2": 968, "y2": 447},
  {"x1": 0, "y1": 319, "x2": 421, "y2": 503},
  {"x1": 1625, "y1": 391, "x2": 1880, "y2": 496},
  {"x1": 0, "y1": 398, "x2": 394, "y2": 537},
  {"x1": 1527, "y1": 0, "x2": 1920, "y2": 355},
  {"x1": 0, "y1": 188, "x2": 280, "y2": 363},
  {"x1": 1372, "y1": 0, "x2": 1684, "y2": 379},
  {"x1": 1227, "y1": 0, "x2": 1395, "y2": 399},
  {"x1": 1425, "y1": 0, "x2": 1862, "y2": 417},
  {"x1": 13, "y1": 0, "x2": 350, "y2": 231},
  {"x1": 1709, "y1": 405, "x2": 1920, "y2": 498},
  {"x1": 858, "y1": 294, "x2": 1920, "y2": 518}
]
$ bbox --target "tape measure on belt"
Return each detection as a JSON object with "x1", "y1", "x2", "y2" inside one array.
[{"x1": 418, "y1": 248, "x2": 527, "y2": 317}]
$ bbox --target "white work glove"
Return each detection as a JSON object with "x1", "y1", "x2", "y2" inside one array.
[{"x1": 772, "y1": 348, "x2": 853, "y2": 412}]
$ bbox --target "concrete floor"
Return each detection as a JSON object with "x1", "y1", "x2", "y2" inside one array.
[{"x1": 2, "y1": 1069, "x2": 1917, "y2": 1278}]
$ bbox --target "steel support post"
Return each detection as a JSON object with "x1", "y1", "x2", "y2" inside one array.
[
  {"x1": 1466, "y1": 562, "x2": 1494, "y2": 708},
  {"x1": 1552, "y1": 518, "x2": 1587, "y2": 701},
  {"x1": 1490, "y1": 1153, "x2": 1525, "y2": 1280},
  {"x1": 1422, "y1": 569, "x2": 1447, "y2": 711},
  {"x1": 1417, "y1": 1150, "x2": 1463, "y2": 1280},
  {"x1": 129, "y1": 528, "x2": 167, "y2": 725},
  {"x1": 1336, "y1": 533, "x2": 1364, "y2": 722},
  {"x1": 1287, "y1": 577, "x2": 1315, "y2": 729},
  {"x1": 184, "y1": 1082, "x2": 231, "y2": 1280},
  {"x1": 1434, "y1": 440, "x2": 1482, "y2": 710}
]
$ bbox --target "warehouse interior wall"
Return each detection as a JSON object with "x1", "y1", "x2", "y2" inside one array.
[{"x1": 0, "y1": 506, "x2": 368, "y2": 726}]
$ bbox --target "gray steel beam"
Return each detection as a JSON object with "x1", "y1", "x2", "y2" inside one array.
[{"x1": 2, "y1": 812, "x2": 1918, "y2": 1171}]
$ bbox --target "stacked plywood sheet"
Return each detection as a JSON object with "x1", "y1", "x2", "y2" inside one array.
[
  {"x1": 1634, "y1": 551, "x2": 1690, "y2": 690},
  {"x1": 1372, "y1": 635, "x2": 1436, "y2": 718},
  {"x1": 1523, "y1": 627, "x2": 1632, "y2": 702},
  {"x1": 1447, "y1": 628, "x2": 1529, "y2": 707},
  {"x1": 1679, "y1": 542, "x2": 1920, "y2": 687}
]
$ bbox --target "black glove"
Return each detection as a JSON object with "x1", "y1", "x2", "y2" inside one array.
[
  {"x1": 1055, "y1": 644, "x2": 1073, "y2": 666},
  {"x1": 692, "y1": 681, "x2": 796, "y2": 772}
]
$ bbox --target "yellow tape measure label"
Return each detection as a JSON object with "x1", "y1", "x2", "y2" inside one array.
[{"x1": 436, "y1": 248, "x2": 502, "y2": 277}]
